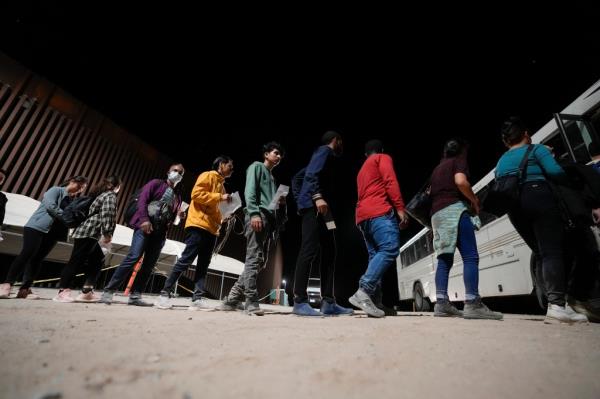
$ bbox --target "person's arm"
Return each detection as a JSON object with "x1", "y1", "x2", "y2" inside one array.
[
  {"x1": 245, "y1": 164, "x2": 264, "y2": 232},
  {"x1": 534, "y1": 145, "x2": 568, "y2": 184},
  {"x1": 42, "y1": 187, "x2": 64, "y2": 218},
  {"x1": 378, "y1": 155, "x2": 408, "y2": 225},
  {"x1": 137, "y1": 179, "x2": 160, "y2": 234},
  {"x1": 191, "y1": 173, "x2": 224, "y2": 206},
  {"x1": 454, "y1": 173, "x2": 479, "y2": 214},
  {"x1": 100, "y1": 193, "x2": 117, "y2": 239},
  {"x1": 303, "y1": 146, "x2": 330, "y2": 213}
]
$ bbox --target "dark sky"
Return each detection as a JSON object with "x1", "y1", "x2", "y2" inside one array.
[{"x1": 2, "y1": 2, "x2": 600, "y2": 302}]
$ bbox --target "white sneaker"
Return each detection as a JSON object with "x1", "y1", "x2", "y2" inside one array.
[
  {"x1": 0, "y1": 283, "x2": 11, "y2": 299},
  {"x1": 154, "y1": 295, "x2": 173, "y2": 310},
  {"x1": 545, "y1": 304, "x2": 588, "y2": 324},
  {"x1": 75, "y1": 291, "x2": 100, "y2": 302},
  {"x1": 188, "y1": 298, "x2": 213, "y2": 311},
  {"x1": 52, "y1": 289, "x2": 75, "y2": 303}
]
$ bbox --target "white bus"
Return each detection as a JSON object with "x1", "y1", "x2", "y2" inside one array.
[{"x1": 397, "y1": 78, "x2": 600, "y2": 311}]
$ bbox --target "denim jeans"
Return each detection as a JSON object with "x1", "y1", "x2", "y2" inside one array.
[
  {"x1": 358, "y1": 210, "x2": 401, "y2": 296},
  {"x1": 104, "y1": 228, "x2": 166, "y2": 294},
  {"x1": 161, "y1": 226, "x2": 216, "y2": 300},
  {"x1": 435, "y1": 212, "x2": 479, "y2": 302}
]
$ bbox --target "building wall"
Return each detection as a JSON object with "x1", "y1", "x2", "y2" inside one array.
[{"x1": 0, "y1": 52, "x2": 190, "y2": 240}]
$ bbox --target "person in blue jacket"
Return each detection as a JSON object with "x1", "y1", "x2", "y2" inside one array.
[{"x1": 291, "y1": 130, "x2": 353, "y2": 317}]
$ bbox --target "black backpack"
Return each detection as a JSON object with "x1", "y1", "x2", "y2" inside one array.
[
  {"x1": 123, "y1": 188, "x2": 142, "y2": 227},
  {"x1": 62, "y1": 196, "x2": 95, "y2": 228}
]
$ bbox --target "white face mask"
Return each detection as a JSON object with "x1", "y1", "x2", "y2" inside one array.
[
  {"x1": 168, "y1": 171, "x2": 183, "y2": 185},
  {"x1": 113, "y1": 186, "x2": 120, "y2": 194}
]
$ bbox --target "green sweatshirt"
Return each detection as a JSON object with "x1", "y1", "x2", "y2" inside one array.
[{"x1": 245, "y1": 161, "x2": 277, "y2": 218}]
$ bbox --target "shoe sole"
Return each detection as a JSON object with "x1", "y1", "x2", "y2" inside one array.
[
  {"x1": 463, "y1": 314, "x2": 503, "y2": 320},
  {"x1": 349, "y1": 295, "x2": 384, "y2": 318},
  {"x1": 434, "y1": 312, "x2": 462, "y2": 317}
]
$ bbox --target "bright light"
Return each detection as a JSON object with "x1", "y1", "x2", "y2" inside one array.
[{"x1": 282, "y1": 279, "x2": 286, "y2": 284}]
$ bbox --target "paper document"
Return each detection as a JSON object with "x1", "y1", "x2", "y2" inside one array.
[
  {"x1": 173, "y1": 201, "x2": 190, "y2": 225},
  {"x1": 268, "y1": 185, "x2": 289, "y2": 210},
  {"x1": 219, "y1": 192, "x2": 242, "y2": 220}
]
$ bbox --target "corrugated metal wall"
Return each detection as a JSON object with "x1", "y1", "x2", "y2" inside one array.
[{"x1": 0, "y1": 52, "x2": 188, "y2": 240}]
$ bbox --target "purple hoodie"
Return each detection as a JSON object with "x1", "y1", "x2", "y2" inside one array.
[{"x1": 129, "y1": 179, "x2": 182, "y2": 230}]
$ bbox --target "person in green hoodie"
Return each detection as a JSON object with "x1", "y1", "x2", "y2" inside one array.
[{"x1": 218, "y1": 142, "x2": 286, "y2": 315}]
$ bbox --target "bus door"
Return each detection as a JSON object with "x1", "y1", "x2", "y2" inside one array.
[{"x1": 552, "y1": 112, "x2": 600, "y2": 163}]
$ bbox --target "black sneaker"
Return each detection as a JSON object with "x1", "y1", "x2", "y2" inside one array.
[{"x1": 128, "y1": 297, "x2": 154, "y2": 307}]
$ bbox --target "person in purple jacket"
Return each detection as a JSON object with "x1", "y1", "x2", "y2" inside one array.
[{"x1": 100, "y1": 163, "x2": 185, "y2": 306}]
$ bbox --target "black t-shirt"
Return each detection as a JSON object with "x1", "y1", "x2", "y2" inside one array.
[{"x1": 430, "y1": 156, "x2": 469, "y2": 215}]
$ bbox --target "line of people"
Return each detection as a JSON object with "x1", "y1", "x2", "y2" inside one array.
[{"x1": 1, "y1": 125, "x2": 598, "y2": 323}]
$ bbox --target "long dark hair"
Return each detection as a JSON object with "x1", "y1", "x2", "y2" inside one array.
[
  {"x1": 60, "y1": 175, "x2": 88, "y2": 187},
  {"x1": 88, "y1": 175, "x2": 122, "y2": 198}
]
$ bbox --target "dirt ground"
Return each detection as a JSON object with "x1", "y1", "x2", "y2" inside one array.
[{"x1": 1, "y1": 289, "x2": 599, "y2": 399}]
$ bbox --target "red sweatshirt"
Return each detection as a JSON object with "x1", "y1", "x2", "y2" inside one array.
[{"x1": 355, "y1": 153, "x2": 405, "y2": 224}]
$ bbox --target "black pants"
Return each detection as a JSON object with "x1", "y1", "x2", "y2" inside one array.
[
  {"x1": 509, "y1": 181, "x2": 567, "y2": 306},
  {"x1": 4, "y1": 227, "x2": 60, "y2": 289},
  {"x1": 59, "y1": 237, "x2": 105, "y2": 289},
  {"x1": 293, "y1": 208, "x2": 336, "y2": 303},
  {"x1": 161, "y1": 227, "x2": 216, "y2": 300}
]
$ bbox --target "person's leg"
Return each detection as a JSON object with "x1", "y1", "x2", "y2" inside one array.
[
  {"x1": 59, "y1": 238, "x2": 93, "y2": 289},
  {"x1": 160, "y1": 228, "x2": 202, "y2": 297},
  {"x1": 239, "y1": 214, "x2": 270, "y2": 315},
  {"x1": 456, "y1": 213, "x2": 480, "y2": 302},
  {"x1": 189, "y1": 228, "x2": 217, "y2": 306},
  {"x1": 435, "y1": 253, "x2": 454, "y2": 302},
  {"x1": 4, "y1": 227, "x2": 44, "y2": 285},
  {"x1": 292, "y1": 209, "x2": 323, "y2": 316},
  {"x1": 358, "y1": 213, "x2": 400, "y2": 296},
  {"x1": 319, "y1": 214, "x2": 353, "y2": 316},
  {"x1": 129, "y1": 231, "x2": 166, "y2": 303},
  {"x1": 82, "y1": 239, "x2": 105, "y2": 289},
  {"x1": 292, "y1": 209, "x2": 320, "y2": 303},
  {"x1": 104, "y1": 229, "x2": 147, "y2": 292},
  {"x1": 19, "y1": 231, "x2": 59, "y2": 294}
]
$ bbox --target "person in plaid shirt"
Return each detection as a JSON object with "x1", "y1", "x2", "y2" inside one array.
[{"x1": 53, "y1": 176, "x2": 121, "y2": 303}]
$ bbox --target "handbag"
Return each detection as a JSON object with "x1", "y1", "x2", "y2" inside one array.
[
  {"x1": 147, "y1": 200, "x2": 174, "y2": 231},
  {"x1": 405, "y1": 179, "x2": 432, "y2": 228},
  {"x1": 483, "y1": 144, "x2": 534, "y2": 217}
]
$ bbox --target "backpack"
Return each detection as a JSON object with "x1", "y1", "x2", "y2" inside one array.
[
  {"x1": 123, "y1": 188, "x2": 142, "y2": 227},
  {"x1": 62, "y1": 196, "x2": 95, "y2": 228}
]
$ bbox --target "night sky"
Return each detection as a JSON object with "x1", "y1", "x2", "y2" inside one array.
[{"x1": 1, "y1": 3, "x2": 600, "y2": 304}]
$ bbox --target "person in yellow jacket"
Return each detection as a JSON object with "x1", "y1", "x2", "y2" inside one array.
[{"x1": 155, "y1": 156, "x2": 234, "y2": 310}]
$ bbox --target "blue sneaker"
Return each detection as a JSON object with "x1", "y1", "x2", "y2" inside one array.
[
  {"x1": 321, "y1": 300, "x2": 354, "y2": 316},
  {"x1": 292, "y1": 302, "x2": 323, "y2": 317}
]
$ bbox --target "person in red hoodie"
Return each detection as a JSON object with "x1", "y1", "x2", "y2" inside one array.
[{"x1": 349, "y1": 139, "x2": 408, "y2": 318}]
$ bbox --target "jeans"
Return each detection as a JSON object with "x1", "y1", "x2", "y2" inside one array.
[
  {"x1": 293, "y1": 208, "x2": 336, "y2": 303},
  {"x1": 161, "y1": 227, "x2": 216, "y2": 300},
  {"x1": 104, "y1": 228, "x2": 166, "y2": 294},
  {"x1": 435, "y1": 212, "x2": 480, "y2": 302},
  {"x1": 358, "y1": 210, "x2": 400, "y2": 296},
  {"x1": 228, "y1": 212, "x2": 273, "y2": 303}
]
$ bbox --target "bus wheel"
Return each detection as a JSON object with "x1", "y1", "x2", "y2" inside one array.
[
  {"x1": 530, "y1": 253, "x2": 547, "y2": 310},
  {"x1": 413, "y1": 282, "x2": 430, "y2": 312}
]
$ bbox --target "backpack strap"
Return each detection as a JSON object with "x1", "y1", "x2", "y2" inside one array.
[{"x1": 517, "y1": 144, "x2": 535, "y2": 183}]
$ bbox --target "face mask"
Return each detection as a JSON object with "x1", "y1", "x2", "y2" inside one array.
[
  {"x1": 168, "y1": 171, "x2": 183, "y2": 185},
  {"x1": 113, "y1": 186, "x2": 120, "y2": 194}
]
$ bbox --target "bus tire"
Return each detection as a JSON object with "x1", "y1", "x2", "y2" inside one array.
[
  {"x1": 530, "y1": 253, "x2": 548, "y2": 310},
  {"x1": 413, "y1": 281, "x2": 430, "y2": 312}
]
